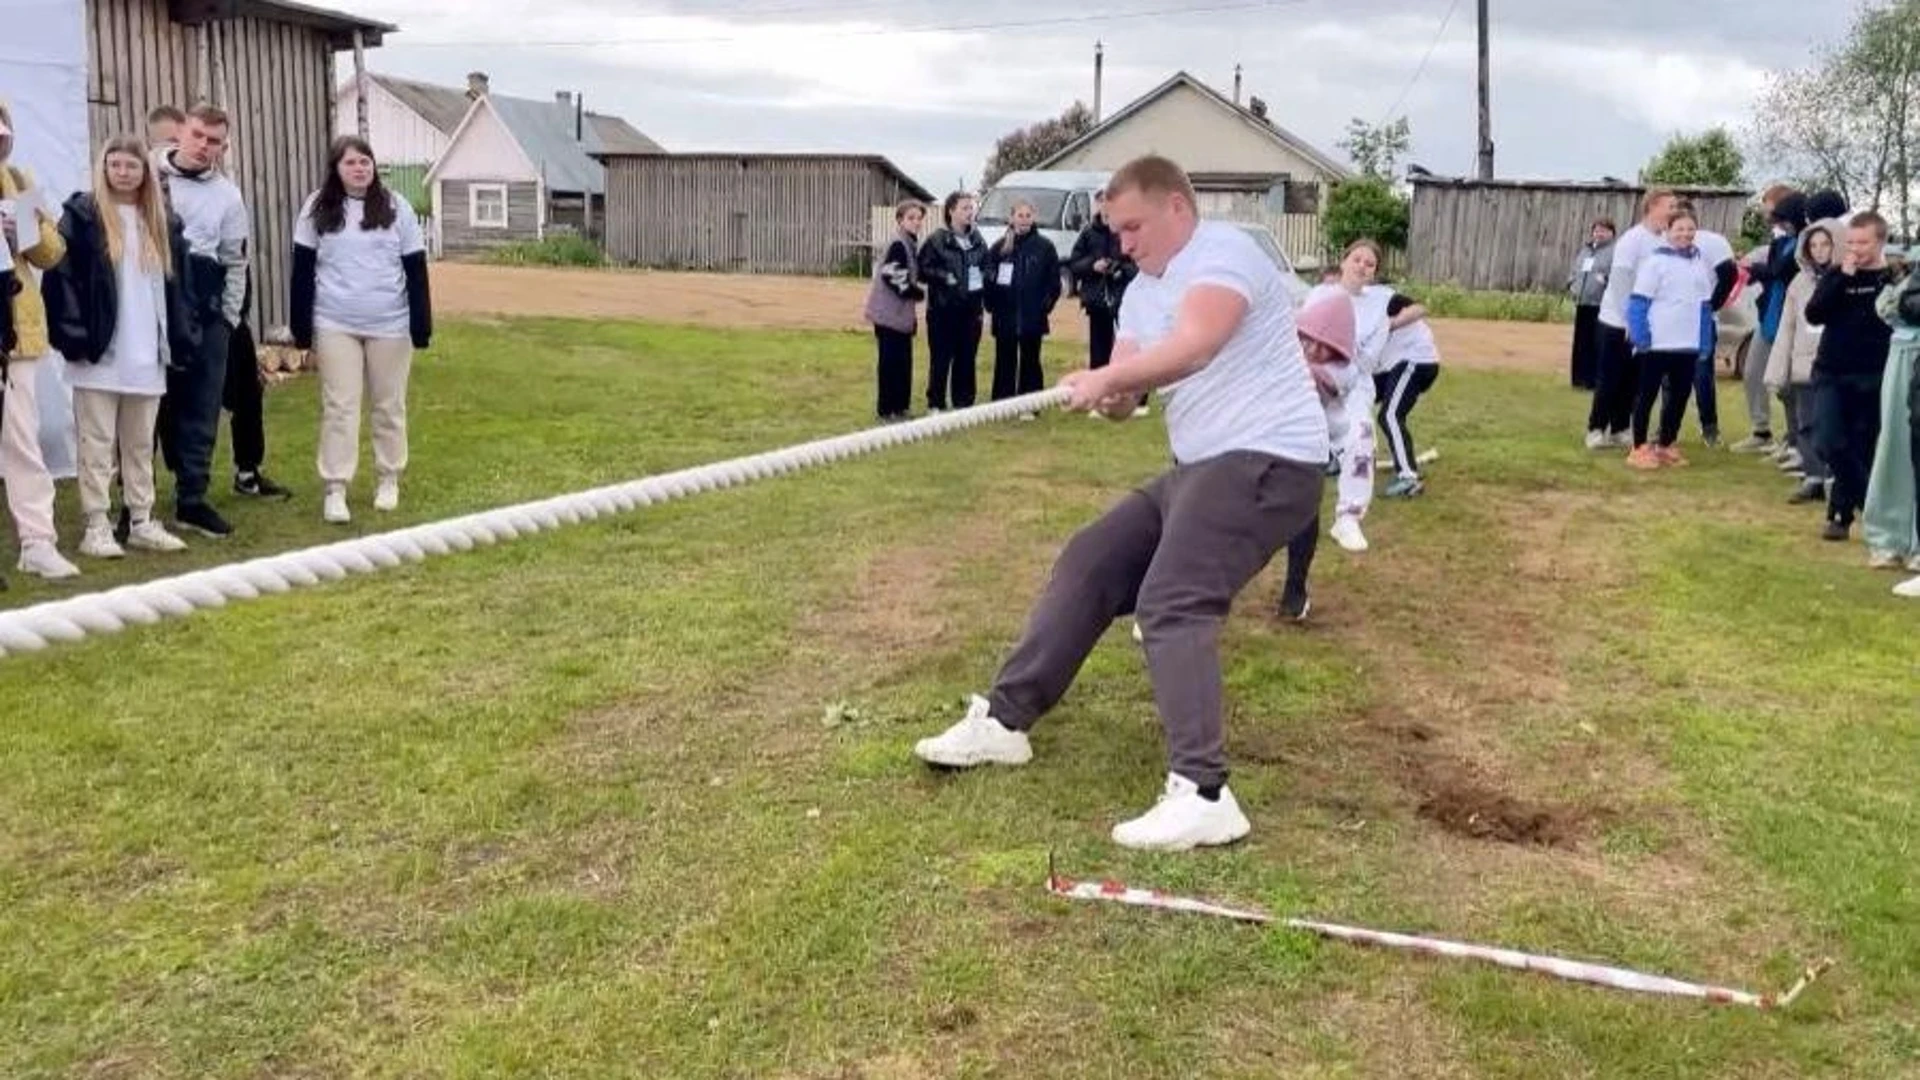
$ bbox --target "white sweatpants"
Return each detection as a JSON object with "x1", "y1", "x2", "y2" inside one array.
[{"x1": 1327, "y1": 380, "x2": 1376, "y2": 521}]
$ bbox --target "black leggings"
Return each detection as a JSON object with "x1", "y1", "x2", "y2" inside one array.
[
  {"x1": 1374, "y1": 362, "x2": 1440, "y2": 477},
  {"x1": 991, "y1": 335, "x2": 1044, "y2": 401},
  {"x1": 1632, "y1": 350, "x2": 1694, "y2": 447}
]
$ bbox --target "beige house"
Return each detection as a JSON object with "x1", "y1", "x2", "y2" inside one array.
[{"x1": 1035, "y1": 71, "x2": 1348, "y2": 261}]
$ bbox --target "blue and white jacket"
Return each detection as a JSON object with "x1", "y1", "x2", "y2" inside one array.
[{"x1": 1628, "y1": 244, "x2": 1716, "y2": 356}]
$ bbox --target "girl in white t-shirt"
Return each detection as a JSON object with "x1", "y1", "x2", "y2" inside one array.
[
  {"x1": 292, "y1": 135, "x2": 432, "y2": 525},
  {"x1": 42, "y1": 135, "x2": 192, "y2": 557},
  {"x1": 1304, "y1": 239, "x2": 1428, "y2": 552}
]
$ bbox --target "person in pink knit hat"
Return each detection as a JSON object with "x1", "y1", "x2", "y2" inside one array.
[{"x1": 1272, "y1": 293, "x2": 1359, "y2": 620}]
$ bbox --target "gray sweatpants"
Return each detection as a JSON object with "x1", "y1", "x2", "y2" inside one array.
[
  {"x1": 1745, "y1": 332, "x2": 1777, "y2": 435},
  {"x1": 986, "y1": 450, "x2": 1323, "y2": 789}
]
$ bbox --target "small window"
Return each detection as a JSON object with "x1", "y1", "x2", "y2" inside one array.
[
  {"x1": 469, "y1": 183, "x2": 508, "y2": 228},
  {"x1": 1283, "y1": 181, "x2": 1321, "y2": 216}
]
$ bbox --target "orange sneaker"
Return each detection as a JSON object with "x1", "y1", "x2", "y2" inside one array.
[
  {"x1": 1626, "y1": 445, "x2": 1663, "y2": 470},
  {"x1": 1655, "y1": 445, "x2": 1689, "y2": 467}
]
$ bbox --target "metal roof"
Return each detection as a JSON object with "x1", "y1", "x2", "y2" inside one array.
[
  {"x1": 584, "y1": 113, "x2": 665, "y2": 156},
  {"x1": 485, "y1": 93, "x2": 606, "y2": 195},
  {"x1": 1035, "y1": 71, "x2": 1351, "y2": 181},
  {"x1": 370, "y1": 74, "x2": 471, "y2": 136},
  {"x1": 169, "y1": 0, "x2": 395, "y2": 47}
]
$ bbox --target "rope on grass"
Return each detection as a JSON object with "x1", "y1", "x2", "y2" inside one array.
[{"x1": 0, "y1": 389, "x2": 1072, "y2": 660}]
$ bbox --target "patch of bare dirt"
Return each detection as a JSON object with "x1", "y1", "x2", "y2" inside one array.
[{"x1": 434, "y1": 263, "x2": 1568, "y2": 374}]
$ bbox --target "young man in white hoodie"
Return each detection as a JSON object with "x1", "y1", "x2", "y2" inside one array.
[
  {"x1": 154, "y1": 104, "x2": 248, "y2": 538},
  {"x1": 912, "y1": 155, "x2": 1328, "y2": 853}
]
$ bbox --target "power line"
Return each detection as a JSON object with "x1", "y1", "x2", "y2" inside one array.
[
  {"x1": 398, "y1": 0, "x2": 1313, "y2": 49},
  {"x1": 1377, "y1": 0, "x2": 1460, "y2": 126}
]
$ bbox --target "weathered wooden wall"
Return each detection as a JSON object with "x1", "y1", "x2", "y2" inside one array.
[
  {"x1": 1409, "y1": 179, "x2": 1752, "y2": 292},
  {"x1": 438, "y1": 179, "x2": 540, "y2": 253},
  {"x1": 604, "y1": 156, "x2": 919, "y2": 274},
  {"x1": 85, "y1": 0, "x2": 338, "y2": 330}
]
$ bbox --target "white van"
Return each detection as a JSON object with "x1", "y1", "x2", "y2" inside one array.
[{"x1": 975, "y1": 169, "x2": 1112, "y2": 262}]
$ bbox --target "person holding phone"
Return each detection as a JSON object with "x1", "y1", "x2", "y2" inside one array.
[{"x1": 1069, "y1": 191, "x2": 1143, "y2": 415}]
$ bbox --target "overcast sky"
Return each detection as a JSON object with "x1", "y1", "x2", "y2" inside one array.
[{"x1": 348, "y1": 0, "x2": 1852, "y2": 193}]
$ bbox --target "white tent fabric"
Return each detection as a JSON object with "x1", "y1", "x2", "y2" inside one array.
[{"x1": 2, "y1": 0, "x2": 92, "y2": 478}]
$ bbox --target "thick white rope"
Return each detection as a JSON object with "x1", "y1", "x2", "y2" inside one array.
[{"x1": 0, "y1": 388, "x2": 1071, "y2": 660}]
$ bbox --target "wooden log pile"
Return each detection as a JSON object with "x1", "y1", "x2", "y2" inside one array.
[{"x1": 256, "y1": 326, "x2": 313, "y2": 384}]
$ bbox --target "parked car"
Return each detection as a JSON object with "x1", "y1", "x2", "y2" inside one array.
[
  {"x1": 1229, "y1": 221, "x2": 1314, "y2": 308},
  {"x1": 1716, "y1": 261, "x2": 1758, "y2": 377}
]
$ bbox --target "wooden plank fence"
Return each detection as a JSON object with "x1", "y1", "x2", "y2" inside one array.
[
  {"x1": 1409, "y1": 177, "x2": 1752, "y2": 293},
  {"x1": 870, "y1": 206, "x2": 1329, "y2": 269}
]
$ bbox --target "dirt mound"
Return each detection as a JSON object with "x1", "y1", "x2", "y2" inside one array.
[{"x1": 1415, "y1": 780, "x2": 1578, "y2": 847}]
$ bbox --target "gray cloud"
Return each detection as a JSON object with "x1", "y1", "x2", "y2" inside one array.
[{"x1": 354, "y1": 0, "x2": 1854, "y2": 192}]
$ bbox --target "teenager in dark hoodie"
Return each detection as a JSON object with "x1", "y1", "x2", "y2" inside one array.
[
  {"x1": 863, "y1": 200, "x2": 926, "y2": 423},
  {"x1": 1068, "y1": 191, "x2": 1144, "y2": 415},
  {"x1": 1733, "y1": 187, "x2": 1806, "y2": 453},
  {"x1": 1807, "y1": 210, "x2": 1897, "y2": 541},
  {"x1": 152, "y1": 104, "x2": 249, "y2": 538},
  {"x1": 916, "y1": 192, "x2": 990, "y2": 413}
]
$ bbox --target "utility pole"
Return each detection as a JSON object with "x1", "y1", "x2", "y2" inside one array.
[
  {"x1": 1476, "y1": 0, "x2": 1493, "y2": 179},
  {"x1": 1093, "y1": 40, "x2": 1104, "y2": 123}
]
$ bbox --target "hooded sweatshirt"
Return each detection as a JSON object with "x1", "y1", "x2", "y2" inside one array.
[
  {"x1": 1751, "y1": 192, "x2": 1807, "y2": 342},
  {"x1": 1764, "y1": 217, "x2": 1840, "y2": 388},
  {"x1": 153, "y1": 147, "x2": 248, "y2": 328},
  {"x1": 1806, "y1": 243, "x2": 1897, "y2": 382}
]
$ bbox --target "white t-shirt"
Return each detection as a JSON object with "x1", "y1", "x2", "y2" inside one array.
[
  {"x1": 1118, "y1": 220, "x2": 1328, "y2": 466},
  {"x1": 68, "y1": 206, "x2": 167, "y2": 397},
  {"x1": 294, "y1": 191, "x2": 424, "y2": 339},
  {"x1": 1695, "y1": 228, "x2": 1733, "y2": 268},
  {"x1": 1382, "y1": 319, "x2": 1440, "y2": 367},
  {"x1": 1600, "y1": 223, "x2": 1662, "y2": 328}
]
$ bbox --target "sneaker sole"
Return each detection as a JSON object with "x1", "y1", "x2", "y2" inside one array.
[
  {"x1": 1111, "y1": 816, "x2": 1252, "y2": 852},
  {"x1": 914, "y1": 743, "x2": 1033, "y2": 769},
  {"x1": 174, "y1": 521, "x2": 231, "y2": 539}
]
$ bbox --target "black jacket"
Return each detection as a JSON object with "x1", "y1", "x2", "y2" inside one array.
[
  {"x1": 40, "y1": 191, "x2": 199, "y2": 367},
  {"x1": 917, "y1": 225, "x2": 992, "y2": 314},
  {"x1": 0, "y1": 268, "x2": 17, "y2": 359},
  {"x1": 1806, "y1": 264, "x2": 1898, "y2": 380},
  {"x1": 1068, "y1": 218, "x2": 1136, "y2": 315},
  {"x1": 985, "y1": 229, "x2": 1061, "y2": 340},
  {"x1": 290, "y1": 192, "x2": 433, "y2": 350}
]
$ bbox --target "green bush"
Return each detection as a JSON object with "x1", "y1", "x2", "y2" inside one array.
[
  {"x1": 482, "y1": 233, "x2": 606, "y2": 268},
  {"x1": 1399, "y1": 282, "x2": 1576, "y2": 324},
  {"x1": 1323, "y1": 177, "x2": 1410, "y2": 255}
]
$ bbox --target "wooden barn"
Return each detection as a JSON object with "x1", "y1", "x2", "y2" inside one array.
[
  {"x1": 83, "y1": 0, "x2": 393, "y2": 329},
  {"x1": 596, "y1": 153, "x2": 933, "y2": 275},
  {"x1": 1408, "y1": 176, "x2": 1753, "y2": 293}
]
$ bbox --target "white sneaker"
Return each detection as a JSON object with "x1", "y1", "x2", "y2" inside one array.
[
  {"x1": 1868, "y1": 549, "x2": 1904, "y2": 571},
  {"x1": 1584, "y1": 429, "x2": 1608, "y2": 450},
  {"x1": 1131, "y1": 619, "x2": 1144, "y2": 644},
  {"x1": 1132, "y1": 405, "x2": 1151, "y2": 418},
  {"x1": 126, "y1": 520, "x2": 188, "y2": 553},
  {"x1": 1330, "y1": 515, "x2": 1369, "y2": 553},
  {"x1": 17, "y1": 541, "x2": 81, "y2": 580},
  {"x1": 78, "y1": 525, "x2": 125, "y2": 559},
  {"x1": 1895, "y1": 574, "x2": 1920, "y2": 599},
  {"x1": 373, "y1": 477, "x2": 400, "y2": 512},
  {"x1": 1907, "y1": 553, "x2": 1920, "y2": 573},
  {"x1": 1778, "y1": 450, "x2": 1804, "y2": 472},
  {"x1": 1610, "y1": 430, "x2": 1635, "y2": 448},
  {"x1": 1111, "y1": 773, "x2": 1252, "y2": 852},
  {"x1": 913, "y1": 695, "x2": 1033, "y2": 768},
  {"x1": 323, "y1": 489, "x2": 351, "y2": 524},
  {"x1": 1018, "y1": 412, "x2": 1037, "y2": 423}
]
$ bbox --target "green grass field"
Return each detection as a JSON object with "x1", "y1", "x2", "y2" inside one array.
[{"x1": 1, "y1": 317, "x2": 1915, "y2": 1078}]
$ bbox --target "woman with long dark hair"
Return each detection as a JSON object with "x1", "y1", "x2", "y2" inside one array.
[
  {"x1": 863, "y1": 199, "x2": 925, "y2": 422},
  {"x1": 292, "y1": 135, "x2": 431, "y2": 525},
  {"x1": 917, "y1": 191, "x2": 990, "y2": 412}
]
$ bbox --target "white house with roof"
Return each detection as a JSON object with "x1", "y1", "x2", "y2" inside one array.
[
  {"x1": 336, "y1": 71, "x2": 662, "y2": 254},
  {"x1": 1035, "y1": 70, "x2": 1350, "y2": 260}
]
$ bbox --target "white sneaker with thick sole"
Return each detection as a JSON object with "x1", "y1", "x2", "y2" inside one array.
[
  {"x1": 1584, "y1": 429, "x2": 1608, "y2": 451},
  {"x1": 17, "y1": 542, "x2": 81, "y2": 580},
  {"x1": 78, "y1": 525, "x2": 125, "y2": 559},
  {"x1": 1132, "y1": 405, "x2": 1151, "y2": 418},
  {"x1": 1131, "y1": 620, "x2": 1144, "y2": 644},
  {"x1": 913, "y1": 695, "x2": 1033, "y2": 768},
  {"x1": 1330, "y1": 515, "x2": 1369, "y2": 553},
  {"x1": 1868, "y1": 549, "x2": 1904, "y2": 571},
  {"x1": 373, "y1": 477, "x2": 400, "y2": 512},
  {"x1": 126, "y1": 520, "x2": 188, "y2": 553},
  {"x1": 1778, "y1": 450, "x2": 1804, "y2": 472},
  {"x1": 323, "y1": 489, "x2": 351, "y2": 524},
  {"x1": 1908, "y1": 553, "x2": 1920, "y2": 573},
  {"x1": 1111, "y1": 773, "x2": 1252, "y2": 852},
  {"x1": 1610, "y1": 430, "x2": 1635, "y2": 448},
  {"x1": 1895, "y1": 574, "x2": 1920, "y2": 599}
]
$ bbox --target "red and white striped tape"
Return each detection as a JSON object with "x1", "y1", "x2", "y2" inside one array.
[{"x1": 1044, "y1": 856, "x2": 1831, "y2": 1010}]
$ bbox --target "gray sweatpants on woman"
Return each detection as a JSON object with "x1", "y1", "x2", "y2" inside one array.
[
  {"x1": 1792, "y1": 385, "x2": 1829, "y2": 481},
  {"x1": 985, "y1": 450, "x2": 1323, "y2": 790}
]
